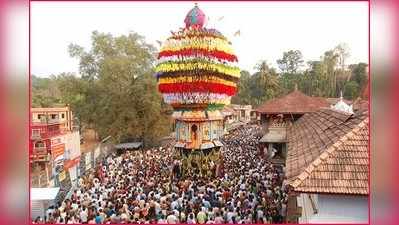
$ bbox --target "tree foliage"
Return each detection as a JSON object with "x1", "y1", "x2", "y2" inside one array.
[
  {"x1": 277, "y1": 50, "x2": 304, "y2": 74},
  {"x1": 232, "y1": 61, "x2": 280, "y2": 106},
  {"x1": 32, "y1": 31, "x2": 172, "y2": 147},
  {"x1": 232, "y1": 44, "x2": 367, "y2": 106},
  {"x1": 31, "y1": 75, "x2": 62, "y2": 107},
  {"x1": 344, "y1": 81, "x2": 360, "y2": 100},
  {"x1": 32, "y1": 36, "x2": 367, "y2": 145}
]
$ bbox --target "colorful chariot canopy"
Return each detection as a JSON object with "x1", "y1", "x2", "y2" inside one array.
[
  {"x1": 156, "y1": 4, "x2": 240, "y2": 111},
  {"x1": 184, "y1": 3, "x2": 206, "y2": 28}
]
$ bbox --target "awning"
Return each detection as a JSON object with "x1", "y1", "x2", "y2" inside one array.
[
  {"x1": 259, "y1": 128, "x2": 287, "y2": 143},
  {"x1": 114, "y1": 142, "x2": 142, "y2": 149},
  {"x1": 221, "y1": 111, "x2": 233, "y2": 116},
  {"x1": 31, "y1": 187, "x2": 60, "y2": 201},
  {"x1": 213, "y1": 140, "x2": 224, "y2": 147},
  {"x1": 227, "y1": 121, "x2": 246, "y2": 131},
  {"x1": 174, "y1": 142, "x2": 186, "y2": 148},
  {"x1": 200, "y1": 142, "x2": 215, "y2": 150}
]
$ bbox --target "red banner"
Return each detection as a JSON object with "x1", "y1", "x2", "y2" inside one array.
[
  {"x1": 159, "y1": 82, "x2": 236, "y2": 96},
  {"x1": 64, "y1": 157, "x2": 80, "y2": 169},
  {"x1": 51, "y1": 144, "x2": 65, "y2": 159}
]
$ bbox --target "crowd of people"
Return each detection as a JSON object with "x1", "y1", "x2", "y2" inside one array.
[{"x1": 34, "y1": 125, "x2": 289, "y2": 224}]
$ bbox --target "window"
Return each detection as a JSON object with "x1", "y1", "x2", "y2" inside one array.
[
  {"x1": 241, "y1": 110, "x2": 245, "y2": 117},
  {"x1": 61, "y1": 113, "x2": 65, "y2": 119},
  {"x1": 51, "y1": 114, "x2": 57, "y2": 119},
  {"x1": 38, "y1": 114, "x2": 44, "y2": 119},
  {"x1": 32, "y1": 129, "x2": 40, "y2": 137},
  {"x1": 34, "y1": 141, "x2": 45, "y2": 148}
]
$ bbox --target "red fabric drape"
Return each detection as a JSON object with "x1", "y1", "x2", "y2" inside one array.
[{"x1": 158, "y1": 82, "x2": 236, "y2": 96}]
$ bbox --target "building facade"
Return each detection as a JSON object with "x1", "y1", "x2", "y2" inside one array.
[
  {"x1": 285, "y1": 108, "x2": 369, "y2": 223},
  {"x1": 30, "y1": 106, "x2": 81, "y2": 188},
  {"x1": 256, "y1": 90, "x2": 330, "y2": 163},
  {"x1": 31, "y1": 107, "x2": 75, "y2": 133},
  {"x1": 296, "y1": 193, "x2": 368, "y2": 223},
  {"x1": 229, "y1": 104, "x2": 252, "y2": 123}
]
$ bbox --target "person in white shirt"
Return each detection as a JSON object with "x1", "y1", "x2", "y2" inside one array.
[
  {"x1": 79, "y1": 207, "x2": 88, "y2": 223},
  {"x1": 187, "y1": 213, "x2": 196, "y2": 224},
  {"x1": 166, "y1": 213, "x2": 178, "y2": 224},
  {"x1": 171, "y1": 200, "x2": 179, "y2": 210},
  {"x1": 71, "y1": 201, "x2": 79, "y2": 211}
]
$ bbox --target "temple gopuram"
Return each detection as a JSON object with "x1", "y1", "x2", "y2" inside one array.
[{"x1": 155, "y1": 4, "x2": 240, "y2": 177}]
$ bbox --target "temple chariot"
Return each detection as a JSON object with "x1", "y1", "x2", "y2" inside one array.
[{"x1": 155, "y1": 4, "x2": 240, "y2": 177}]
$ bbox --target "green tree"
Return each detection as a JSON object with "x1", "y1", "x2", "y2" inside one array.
[
  {"x1": 56, "y1": 73, "x2": 93, "y2": 130},
  {"x1": 66, "y1": 31, "x2": 171, "y2": 146},
  {"x1": 250, "y1": 61, "x2": 280, "y2": 106},
  {"x1": 333, "y1": 43, "x2": 351, "y2": 94},
  {"x1": 231, "y1": 70, "x2": 251, "y2": 105},
  {"x1": 343, "y1": 81, "x2": 360, "y2": 100},
  {"x1": 350, "y1": 63, "x2": 368, "y2": 89},
  {"x1": 31, "y1": 75, "x2": 62, "y2": 107},
  {"x1": 304, "y1": 60, "x2": 329, "y2": 97},
  {"x1": 334, "y1": 43, "x2": 350, "y2": 72},
  {"x1": 276, "y1": 50, "x2": 304, "y2": 95},
  {"x1": 322, "y1": 50, "x2": 339, "y2": 97},
  {"x1": 276, "y1": 50, "x2": 304, "y2": 74}
]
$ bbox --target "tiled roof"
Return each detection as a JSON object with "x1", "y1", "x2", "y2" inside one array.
[
  {"x1": 353, "y1": 98, "x2": 369, "y2": 112},
  {"x1": 256, "y1": 90, "x2": 329, "y2": 114},
  {"x1": 286, "y1": 108, "x2": 369, "y2": 195}
]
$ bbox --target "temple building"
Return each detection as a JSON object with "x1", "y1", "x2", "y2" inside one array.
[
  {"x1": 256, "y1": 88, "x2": 330, "y2": 128},
  {"x1": 221, "y1": 104, "x2": 256, "y2": 132},
  {"x1": 330, "y1": 92, "x2": 354, "y2": 114},
  {"x1": 285, "y1": 108, "x2": 369, "y2": 223},
  {"x1": 255, "y1": 89, "x2": 330, "y2": 163}
]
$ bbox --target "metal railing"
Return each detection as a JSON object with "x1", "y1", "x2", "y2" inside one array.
[
  {"x1": 30, "y1": 154, "x2": 51, "y2": 162},
  {"x1": 36, "y1": 117, "x2": 61, "y2": 124}
]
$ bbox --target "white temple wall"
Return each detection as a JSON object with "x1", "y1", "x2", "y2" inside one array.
[{"x1": 297, "y1": 193, "x2": 368, "y2": 223}]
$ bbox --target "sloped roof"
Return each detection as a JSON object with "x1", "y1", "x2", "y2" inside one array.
[
  {"x1": 353, "y1": 98, "x2": 369, "y2": 112},
  {"x1": 286, "y1": 108, "x2": 369, "y2": 195},
  {"x1": 256, "y1": 90, "x2": 329, "y2": 114}
]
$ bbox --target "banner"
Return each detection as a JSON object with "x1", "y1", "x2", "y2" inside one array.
[
  {"x1": 94, "y1": 146, "x2": 100, "y2": 160},
  {"x1": 64, "y1": 131, "x2": 81, "y2": 169},
  {"x1": 68, "y1": 166, "x2": 77, "y2": 182},
  {"x1": 64, "y1": 157, "x2": 80, "y2": 169},
  {"x1": 51, "y1": 144, "x2": 65, "y2": 159},
  {"x1": 85, "y1": 153, "x2": 92, "y2": 170},
  {"x1": 58, "y1": 170, "x2": 66, "y2": 182}
]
